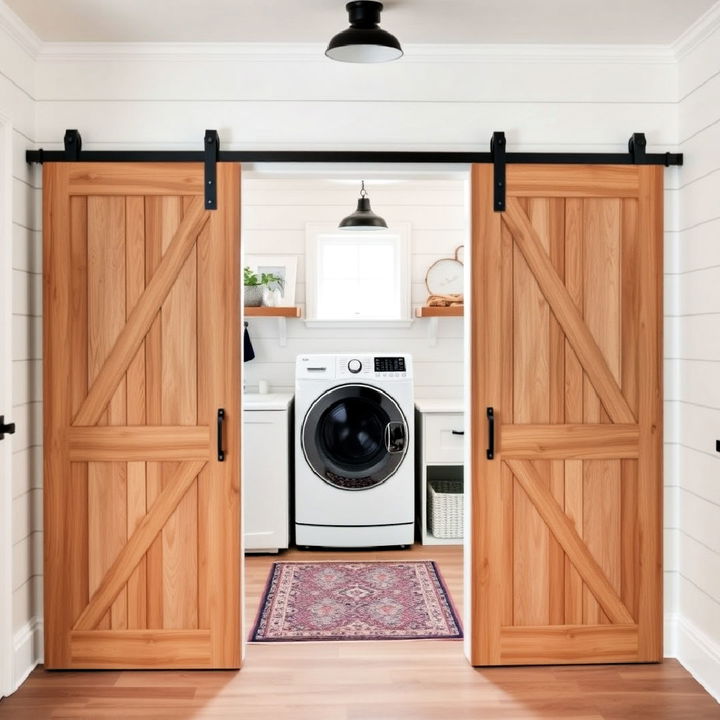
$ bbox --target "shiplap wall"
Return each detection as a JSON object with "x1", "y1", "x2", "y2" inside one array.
[
  {"x1": 674, "y1": 8, "x2": 720, "y2": 698},
  {"x1": 0, "y1": 4, "x2": 43, "y2": 693},
  {"x1": 242, "y1": 176, "x2": 466, "y2": 397},
  {"x1": 32, "y1": 44, "x2": 680, "y2": 153},
  {"x1": 0, "y1": 2, "x2": 705, "y2": 691}
]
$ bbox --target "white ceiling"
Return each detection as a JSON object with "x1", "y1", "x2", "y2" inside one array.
[{"x1": 5, "y1": 0, "x2": 716, "y2": 45}]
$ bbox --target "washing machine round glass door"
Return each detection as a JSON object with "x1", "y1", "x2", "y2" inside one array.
[{"x1": 301, "y1": 383, "x2": 408, "y2": 490}]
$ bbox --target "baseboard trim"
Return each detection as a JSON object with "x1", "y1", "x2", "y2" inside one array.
[
  {"x1": 675, "y1": 613, "x2": 720, "y2": 702},
  {"x1": 12, "y1": 617, "x2": 43, "y2": 693}
]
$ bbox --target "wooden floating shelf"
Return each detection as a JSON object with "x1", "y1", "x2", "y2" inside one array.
[
  {"x1": 244, "y1": 306, "x2": 301, "y2": 318},
  {"x1": 415, "y1": 306, "x2": 464, "y2": 318}
]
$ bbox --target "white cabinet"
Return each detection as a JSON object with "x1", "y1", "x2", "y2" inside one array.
[
  {"x1": 243, "y1": 393, "x2": 293, "y2": 553},
  {"x1": 415, "y1": 399, "x2": 464, "y2": 546}
]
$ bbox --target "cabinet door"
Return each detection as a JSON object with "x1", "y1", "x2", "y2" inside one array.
[
  {"x1": 423, "y1": 413, "x2": 465, "y2": 464},
  {"x1": 44, "y1": 163, "x2": 242, "y2": 669},
  {"x1": 470, "y1": 164, "x2": 662, "y2": 665},
  {"x1": 244, "y1": 410, "x2": 289, "y2": 551}
]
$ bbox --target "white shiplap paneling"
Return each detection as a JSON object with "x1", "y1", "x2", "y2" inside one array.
[
  {"x1": 0, "y1": 3, "x2": 43, "y2": 696},
  {"x1": 676, "y1": 8, "x2": 720, "y2": 700}
]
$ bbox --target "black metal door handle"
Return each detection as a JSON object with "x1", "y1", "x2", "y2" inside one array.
[
  {"x1": 0, "y1": 415, "x2": 15, "y2": 441},
  {"x1": 217, "y1": 408, "x2": 225, "y2": 462},
  {"x1": 451, "y1": 430, "x2": 464, "y2": 436},
  {"x1": 486, "y1": 407, "x2": 495, "y2": 460}
]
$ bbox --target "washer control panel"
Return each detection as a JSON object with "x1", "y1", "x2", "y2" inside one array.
[
  {"x1": 374, "y1": 356, "x2": 406, "y2": 373},
  {"x1": 333, "y1": 354, "x2": 412, "y2": 380}
]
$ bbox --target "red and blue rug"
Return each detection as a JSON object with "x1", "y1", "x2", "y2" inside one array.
[{"x1": 249, "y1": 560, "x2": 462, "y2": 642}]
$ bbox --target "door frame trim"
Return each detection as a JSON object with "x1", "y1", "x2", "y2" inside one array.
[{"x1": 0, "y1": 112, "x2": 15, "y2": 698}]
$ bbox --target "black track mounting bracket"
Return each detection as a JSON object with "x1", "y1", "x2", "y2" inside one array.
[
  {"x1": 491, "y1": 131, "x2": 506, "y2": 212},
  {"x1": 628, "y1": 132, "x2": 647, "y2": 164},
  {"x1": 64, "y1": 129, "x2": 82, "y2": 160},
  {"x1": 204, "y1": 129, "x2": 219, "y2": 210}
]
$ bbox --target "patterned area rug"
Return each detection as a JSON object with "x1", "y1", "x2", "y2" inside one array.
[{"x1": 250, "y1": 560, "x2": 462, "y2": 642}]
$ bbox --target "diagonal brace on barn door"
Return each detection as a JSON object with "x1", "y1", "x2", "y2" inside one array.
[
  {"x1": 73, "y1": 460, "x2": 207, "y2": 631},
  {"x1": 503, "y1": 198, "x2": 636, "y2": 424},
  {"x1": 507, "y1": 459, "x2": 635, "y2": 625},
  {"x1": 73, "y1": 197, "x2": 208, "y2": 427}
]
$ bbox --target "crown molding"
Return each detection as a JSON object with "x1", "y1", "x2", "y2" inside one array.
[
  {"x1": 672, "y1": 0, "x2": 720, "y2": 59},
  {"x1": 0, "y1": 0, "x2": 41, "y2": 59},
  {"x1": 2, "y1": 0, "x2": 717, "y2": 67},
  {"x1": 33, "y1": 40, "x2": 678, "y2": 65}
]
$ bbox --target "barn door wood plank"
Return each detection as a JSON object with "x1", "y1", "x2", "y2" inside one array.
[
  {"x1": 73, "y1": 197, "x2": 208, "y2": 427},
  {"x1": 506, "y1": 458, "x2": 634, "y2": 625},
  {"x1": 636, "y1": 166, "x2": 663, "y2": 660},
  {"x1": 503, "y1": 197, "x2": 635, "y2": 425},
  {"x1": 74, "y1": 460, "x2": 207, "y2": 631},
  {"x1": 126, "y1": 195, "x2": 148, "y2": 630},
  {"x1": 470, "y1": 164, "x2": 505, "y2": 664}
]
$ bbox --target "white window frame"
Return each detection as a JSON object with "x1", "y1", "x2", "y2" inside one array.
[{"x1": 304, "y1": 222, "x2": 412, "y2": 327}]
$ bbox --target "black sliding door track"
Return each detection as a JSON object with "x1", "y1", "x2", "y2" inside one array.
[{"x1": 26, "y1": 129, "x2": 682, "y2": 212}]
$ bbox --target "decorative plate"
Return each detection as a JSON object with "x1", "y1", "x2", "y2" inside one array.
[{"x1": 425, "y1": 258, "x2": 464, "y2": 295}]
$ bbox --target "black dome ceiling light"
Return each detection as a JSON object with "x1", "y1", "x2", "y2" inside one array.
[
  {"x1": 339, "y1": 181, "x2": 388, "y2": 230},
  {"x1": 326, "y1": 1, "x2": 403, "y2": 63}
]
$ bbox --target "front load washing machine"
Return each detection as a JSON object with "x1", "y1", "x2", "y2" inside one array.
[{"x1": 295, "y1": 353, "x2": 414, "y2": 548}]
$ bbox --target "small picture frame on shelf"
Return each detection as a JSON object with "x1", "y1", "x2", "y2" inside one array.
[{"x1": 245, "y1": 255, "x2": 297, "y2": 307}]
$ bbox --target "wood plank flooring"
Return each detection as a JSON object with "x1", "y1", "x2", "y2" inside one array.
[{"x1": 1, "y1": 545, "x2": 718, "y2": 719}]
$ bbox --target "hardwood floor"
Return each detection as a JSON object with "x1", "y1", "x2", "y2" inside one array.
[{"x1": 1, "y1": 545, "x2": 718, "y2": 719}]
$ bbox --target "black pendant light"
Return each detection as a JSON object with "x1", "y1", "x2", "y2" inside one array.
[
  {"x1": 339, "y1": 181, "x2": 388, "y2": 230},
  {"x1": 326, "y1": 1, "x2": 403, "y2": 63}
]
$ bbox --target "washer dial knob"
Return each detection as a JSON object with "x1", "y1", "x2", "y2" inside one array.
[{"x1": 347, "y1": 359, "x2": 362, "y2": 374}]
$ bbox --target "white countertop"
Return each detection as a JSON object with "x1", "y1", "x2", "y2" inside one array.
[
  {"x1": 243, "y1": 392, "x2": 294, "y2": 411},
  {"x1": 414, "y1": 398, "x2": 464, "y2": 414}
]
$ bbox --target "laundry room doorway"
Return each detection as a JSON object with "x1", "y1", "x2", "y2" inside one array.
[{"x1": 240, "y1": 164, "x2": 470, "y2": 657}]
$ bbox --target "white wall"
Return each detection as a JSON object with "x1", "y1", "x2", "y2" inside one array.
[
  {"x1": 673, "y1": 4, "x2": 720, "y2": 699},
  {"x1": 0, "y1": 2, "x2": 43, "y2": 695},
  {"x1": 33, "y1": 43, "x2": 679, "y2": 154},
  {"x1": 242, "y1": 176, "x2": 466, "y2": 397}
]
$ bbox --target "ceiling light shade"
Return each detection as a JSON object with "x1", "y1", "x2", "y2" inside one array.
[
  {"x1": 326, "y1": 1, "x2": 403, "y2": 63},
  {"x1": 339, "y1": 181, "x2": 388, "y2": 230}
]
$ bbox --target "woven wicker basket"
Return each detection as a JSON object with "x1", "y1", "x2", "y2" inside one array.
[{"x1": 427, "y1": 478, "x2": 464, "y2": 539}]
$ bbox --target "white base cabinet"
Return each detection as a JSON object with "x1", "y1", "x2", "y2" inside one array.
[{"x1": 243, "y1": 393, "x2": 293, "y2": 553}]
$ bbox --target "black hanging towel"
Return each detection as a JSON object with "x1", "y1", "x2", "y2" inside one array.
[{"x1": 243, "y1": 321, "x2": 255, "y2": 362}]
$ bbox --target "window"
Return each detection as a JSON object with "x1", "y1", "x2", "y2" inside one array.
[{"x1": 305, "y1": 223, "x2": 411, "y2": 322}]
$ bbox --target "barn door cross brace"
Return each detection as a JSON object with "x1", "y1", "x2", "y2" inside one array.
[{"x1": 26, "y1": 129, "x2": 683, "y2": 212}]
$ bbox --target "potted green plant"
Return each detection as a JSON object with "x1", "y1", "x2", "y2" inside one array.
[{"x1": 244, "y1": 267, "x2": 285, "y2": 307}]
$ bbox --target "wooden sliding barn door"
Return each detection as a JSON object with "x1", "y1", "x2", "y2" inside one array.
[
  {"x1": 470, "y1": 164, "x2": 662, "y2": 665},
  {"x1": 43, "y1": 163, "x2": 241, "y2": 668}
]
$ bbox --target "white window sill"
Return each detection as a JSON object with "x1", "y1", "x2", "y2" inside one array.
[{"x1": 303, "y1": 319, "x2": 414, "y2": 329}]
